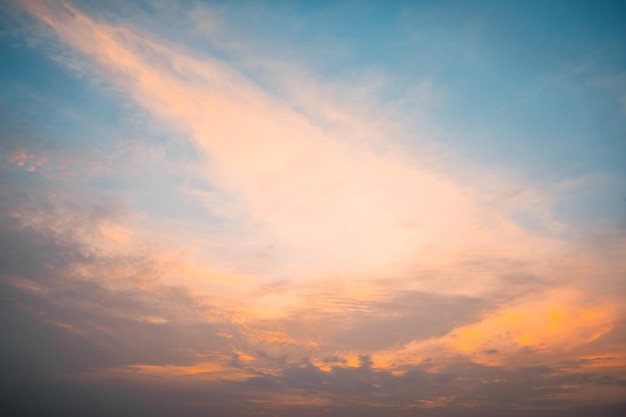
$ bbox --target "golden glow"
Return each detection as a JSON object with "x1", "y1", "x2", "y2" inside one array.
[{"x1": 448, "y1": 290, "x2": 616, "y2": 355}]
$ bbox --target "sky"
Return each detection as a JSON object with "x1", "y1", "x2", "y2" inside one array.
[{"x1": 0, "y1": 0, "x2": 625, "y2": 416}]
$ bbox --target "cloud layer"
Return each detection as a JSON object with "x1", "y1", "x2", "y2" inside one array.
[{"x1": 1, "y1": 1, "x2": 625, "y2": 416}]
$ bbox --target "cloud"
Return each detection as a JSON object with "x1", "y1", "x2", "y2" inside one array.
[
  {"x1": 17, "y1": 0, "x2": 585, "y2": 299},
  {"x1": 1, "y1": 1, "x2": 625, "y2": 416}
]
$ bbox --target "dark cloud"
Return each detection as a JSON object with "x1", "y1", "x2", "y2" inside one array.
[
  {"x1": 0, "y1": 169, "x2": 234, "y2": 377},
  {"x1": 329, "y1": 290, "x2": 488, "y2": 350},
  {"x1": 2, "y1": 171, "x2": 625, "y2": 416}
]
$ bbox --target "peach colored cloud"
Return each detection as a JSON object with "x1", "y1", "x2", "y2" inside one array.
[
  {"x1": 6, "y1": 149, "x2": 48, "y2": 171},
  {"x1": 17, "y1": 2, "x2": 626, "y2": 389},
  {"x1": 21, "y1": 0, "x2": 564, "y2": 288}
]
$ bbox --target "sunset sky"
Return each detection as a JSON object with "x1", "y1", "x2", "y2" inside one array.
[{"x1": 1, "y1": 1, "x2": 625, "y2": 416}]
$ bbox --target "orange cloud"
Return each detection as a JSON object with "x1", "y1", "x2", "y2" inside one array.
[
  {"x1": 371, "y1": 289, "x2": 620, "y2": 371},
  {"x1": 450, "y1": 296, "x2": 614, "y2": 354},
  {"x1": 100, "y1": 361, "x2": 254, "y2": 382}
]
